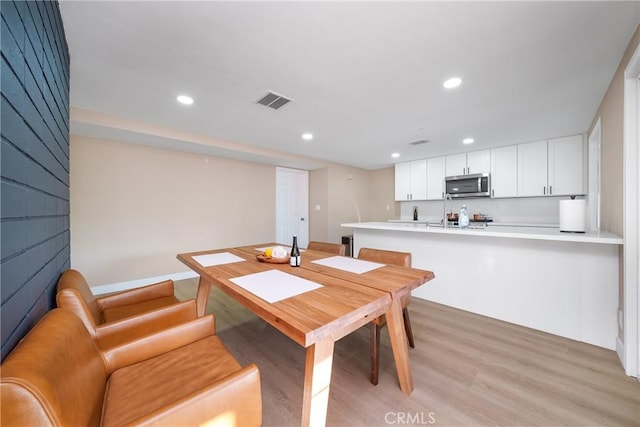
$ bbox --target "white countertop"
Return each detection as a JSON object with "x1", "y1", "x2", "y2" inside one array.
[{"x1": 341, "y1": 221, "x2": 623, "y2": 245}]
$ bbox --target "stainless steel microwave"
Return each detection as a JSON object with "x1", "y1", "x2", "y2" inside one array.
[{"x1": 445, "y1": 172, "x2": 491, "y2": 198}]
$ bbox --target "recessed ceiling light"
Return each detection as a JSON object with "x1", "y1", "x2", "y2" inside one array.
[
  {"x1": 176, "y1": 95, "x2": 194, "y2": 105},
  {"x1": 302, "y1": 133, "x2": 313, "y2": 140},
  {"x1": 443, "y1": 77, "x2": 462, "y2": 89},
  {"x1": 391, "y1": 153, "x2": 400, "y2": 158},
  {"x1": 463, "y1": 138, "x2": 474, "y2": 144}
]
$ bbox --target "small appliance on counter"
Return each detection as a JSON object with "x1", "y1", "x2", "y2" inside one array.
[{"x1": 559, "y1": 196, "x2": 586, "y2": 233}]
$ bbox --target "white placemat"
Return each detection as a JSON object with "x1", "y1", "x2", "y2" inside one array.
[
  {"x1": 193, "y1": 252, "x2": 246, "y2": 267},
  {"x1": 229, "y1": 269, "x2": 322, "y2": 303},
  {"x1": 311, "y1": 256, "x2": 384, "y2": 274}
]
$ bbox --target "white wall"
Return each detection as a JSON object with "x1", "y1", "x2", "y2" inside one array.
[{"x1": 71, "y1": 136, "x2": 277, "y2": 287}]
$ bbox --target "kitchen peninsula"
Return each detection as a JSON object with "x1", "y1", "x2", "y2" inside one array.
[{"x1": 341, "y1": 221, "x2": 623, "y2": 350}]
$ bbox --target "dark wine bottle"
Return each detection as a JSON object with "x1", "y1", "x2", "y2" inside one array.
[{"x1": 290, "y1": 235, "x2": 301, "y2": 267}]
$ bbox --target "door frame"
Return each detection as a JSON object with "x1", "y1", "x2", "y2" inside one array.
[
  {"x1": 588, "y1": 119, "x2": 602, "y2": 232},
  {"x1": 622, "y1": 42, "x2": 640, "y2": 377}
]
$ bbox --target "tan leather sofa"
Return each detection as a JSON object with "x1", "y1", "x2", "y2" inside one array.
[
  {"x1": 0, "y1": 308, "x2": 262, "y2": 426},
  {"x1": 56, "y1": 269, "x2": 198, "y2": 345}
]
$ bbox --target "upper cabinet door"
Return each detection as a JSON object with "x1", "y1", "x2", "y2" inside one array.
[
  {"x1": 467, "y1": 150, "x2": 491, "y2": 174},
  {"x1": 394, "y1": 161, "x2": 412, "y2": 201},
  {"x1": 490, "y1": 146, "x2": 518, "y2": 198},
  {"x1": 409, "y1": 159, "x2": 428, "y2": 200},
  {"x1": 427, "y1": 156, "x2": 446, "y2": 200},
  {"x1": 445, "y1": 153, "x2": 467, "y2": 177},
  {"x1": 518, "y1": 141, "x2": 548, "y2": 197},
  {"x1": 548, "y1": 135, "x2": 585, "y2": 196},
  {"x1": 394, "y1": 160, "x2": 427, "y2": 201},
  {"x1": 445, "y1": 150, "x2": 490, "y2": 176}
]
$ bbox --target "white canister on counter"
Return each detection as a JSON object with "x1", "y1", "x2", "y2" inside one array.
[{"x1": 559, "y1": 197, "x2": 586, "y2": 233}]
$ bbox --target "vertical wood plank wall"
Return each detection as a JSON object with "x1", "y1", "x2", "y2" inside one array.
[{"x1": 1, "y1": 0, "x2": 70, "y2": 360}]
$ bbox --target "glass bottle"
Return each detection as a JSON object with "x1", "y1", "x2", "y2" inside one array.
[
  {"x1": 459, "y1": 204, "x2": 470, "y2": 228},
  {"x1": 290, "y1": 235, "x2": 301, "y2": 267}
]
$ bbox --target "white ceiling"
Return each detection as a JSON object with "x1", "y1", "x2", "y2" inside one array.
[{"x1": 60, "y1": 1, "x2": 639, "y2": 170}]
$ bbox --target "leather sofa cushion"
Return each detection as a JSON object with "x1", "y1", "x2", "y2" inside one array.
[
  {"x1": 102, "y1": 335, "x2": 242, "y2": 426},
  {"x1": 0, "y1": 310, "x2": 107, "y2": 426},
  {"x1": 101, "y1": 295, "x2": 179, "y2": 323},
  {"x1": 57, "y1": 269, "x2": 103, "y2": 328}
]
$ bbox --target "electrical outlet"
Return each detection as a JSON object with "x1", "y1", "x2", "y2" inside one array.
[
  {"x1": 314, "y1": 204, "x2": 321, "y2": 211},
  {"x1": 386, "y1": 205, "x2": 390, "y2": 211}
]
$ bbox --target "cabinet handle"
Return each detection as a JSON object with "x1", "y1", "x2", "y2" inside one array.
[
  {"x1": 407, "y1": 194, "x2": 410, "y2": 200},
  {"x1": 467, "y1": 167, "x2": 470, "y2": 175},
  {"x1": 549, "y1": 186, "x2": 553, "y2": 195},
  {"x1": 543, "y1": 186, "x2": 546, "y2": 195}
]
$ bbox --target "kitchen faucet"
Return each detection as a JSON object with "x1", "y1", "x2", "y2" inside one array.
[{"x1": 443, "y1": 193, "x2": 453, "y2": 228}]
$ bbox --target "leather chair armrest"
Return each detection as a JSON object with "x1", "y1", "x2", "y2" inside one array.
[
  {"x1": 129, "y1": 364, "x2": 262, "y2": 427},
  {"x1": 96, "y1": 280, "x2": 174, "y2": 310},
  {"x1": 102, "y1": 315, "x2": 215, "y2": 374},
  {"x1": 96, "y1": 300, "x2": 198, "y2": 350}
]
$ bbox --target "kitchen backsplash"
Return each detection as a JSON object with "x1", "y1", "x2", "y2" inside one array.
[{"x1": 399, "y1": 196, "x2": 581, "y2": 225}]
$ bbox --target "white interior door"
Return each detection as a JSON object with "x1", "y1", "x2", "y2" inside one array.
[{"x1": 276, "y1": 167, "x2": 309, "y2": 248}]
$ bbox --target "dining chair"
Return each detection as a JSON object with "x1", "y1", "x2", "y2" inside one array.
[
  {"x1": 56, "y1": 269, "x2": 196, "y2": 343},
  {"x1": 307, "y1": 241, "x2": 346, "y2": 256},
  {"x1": 357, "y1": 247, "x2": 414, "y2": 385}
]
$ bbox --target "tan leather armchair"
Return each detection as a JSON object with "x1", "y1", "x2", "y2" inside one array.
[
  {"x1": 56, "y1": 269, "x2": 197, "y2": 344},
  {"x1": 0, "y1": 308, "x2": 262, "y2": 426},
  {"x1": 307, "y1": 241, "x2": 346, "y2": 256},
  {"x1": 358, "y1": 247, "x2": 414, "y2": 385}
]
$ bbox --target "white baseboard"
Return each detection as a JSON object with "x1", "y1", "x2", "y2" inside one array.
[{"x1": 91, "y1": 271, "x2": 199, "y2": 296}]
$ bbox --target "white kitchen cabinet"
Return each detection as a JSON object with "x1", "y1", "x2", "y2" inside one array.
[
  {"x1": 490, "y1": 145, "x2": 518, "y2": 198},
  {"x1": 548, "y1": 135, "x2": 584, "y2": 196},
  {"x1": 427, "y1": 156, "x2": 446, "y2": 199},
  {"x1": 445, "y1": 153, "x2": 467, "y2": 177},
  {"x1": 445, "y1": 150, "x2": 491, "y2": 176},
  {"x1": 517, "y1": 140, "x2": 548, "y2": 196},
  {"x1": 467, "y1": 150, "x2": 491, "y2": 174},
  {"x1": 518, "y1": 135, "x2": 585, "y2": 197},
  {"x1": 394, "y1": 159, "x2": 427, "y2": 201},
  {"x1": 395, "y1": 162, "x2": 411, "y2": 201}
]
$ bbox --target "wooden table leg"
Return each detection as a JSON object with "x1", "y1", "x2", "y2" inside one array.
[
  {"x1": 386, "y1": 295, "x2": 414, "y2": 394},
  {"x1": 301, "y1": 337, "x2": 335, "y2": 427},
  {"x1": 195, "y1": 276, "x2": 211, "y2": 317}
]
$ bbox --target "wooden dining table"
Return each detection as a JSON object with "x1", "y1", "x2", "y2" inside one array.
[{"x1": 177, "y1": 243, "x2": 434, "y2": 427}]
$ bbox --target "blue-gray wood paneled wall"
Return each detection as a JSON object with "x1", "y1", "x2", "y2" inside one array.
[{"x1": 1, "y1": 0, "x2": 70, "y2": 361}]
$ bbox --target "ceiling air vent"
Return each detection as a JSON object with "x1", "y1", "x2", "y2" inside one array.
[
  {"x1": 256, "y1": 91, "x2": 292, "y2": 110},
  {"x1": 409, "y1": 139, "x2": 431, "y2": 146}
]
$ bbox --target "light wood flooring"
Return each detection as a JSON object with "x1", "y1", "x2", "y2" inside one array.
[{"x1": 175, "y1": 278, "x2": 639, "y2": 427}]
